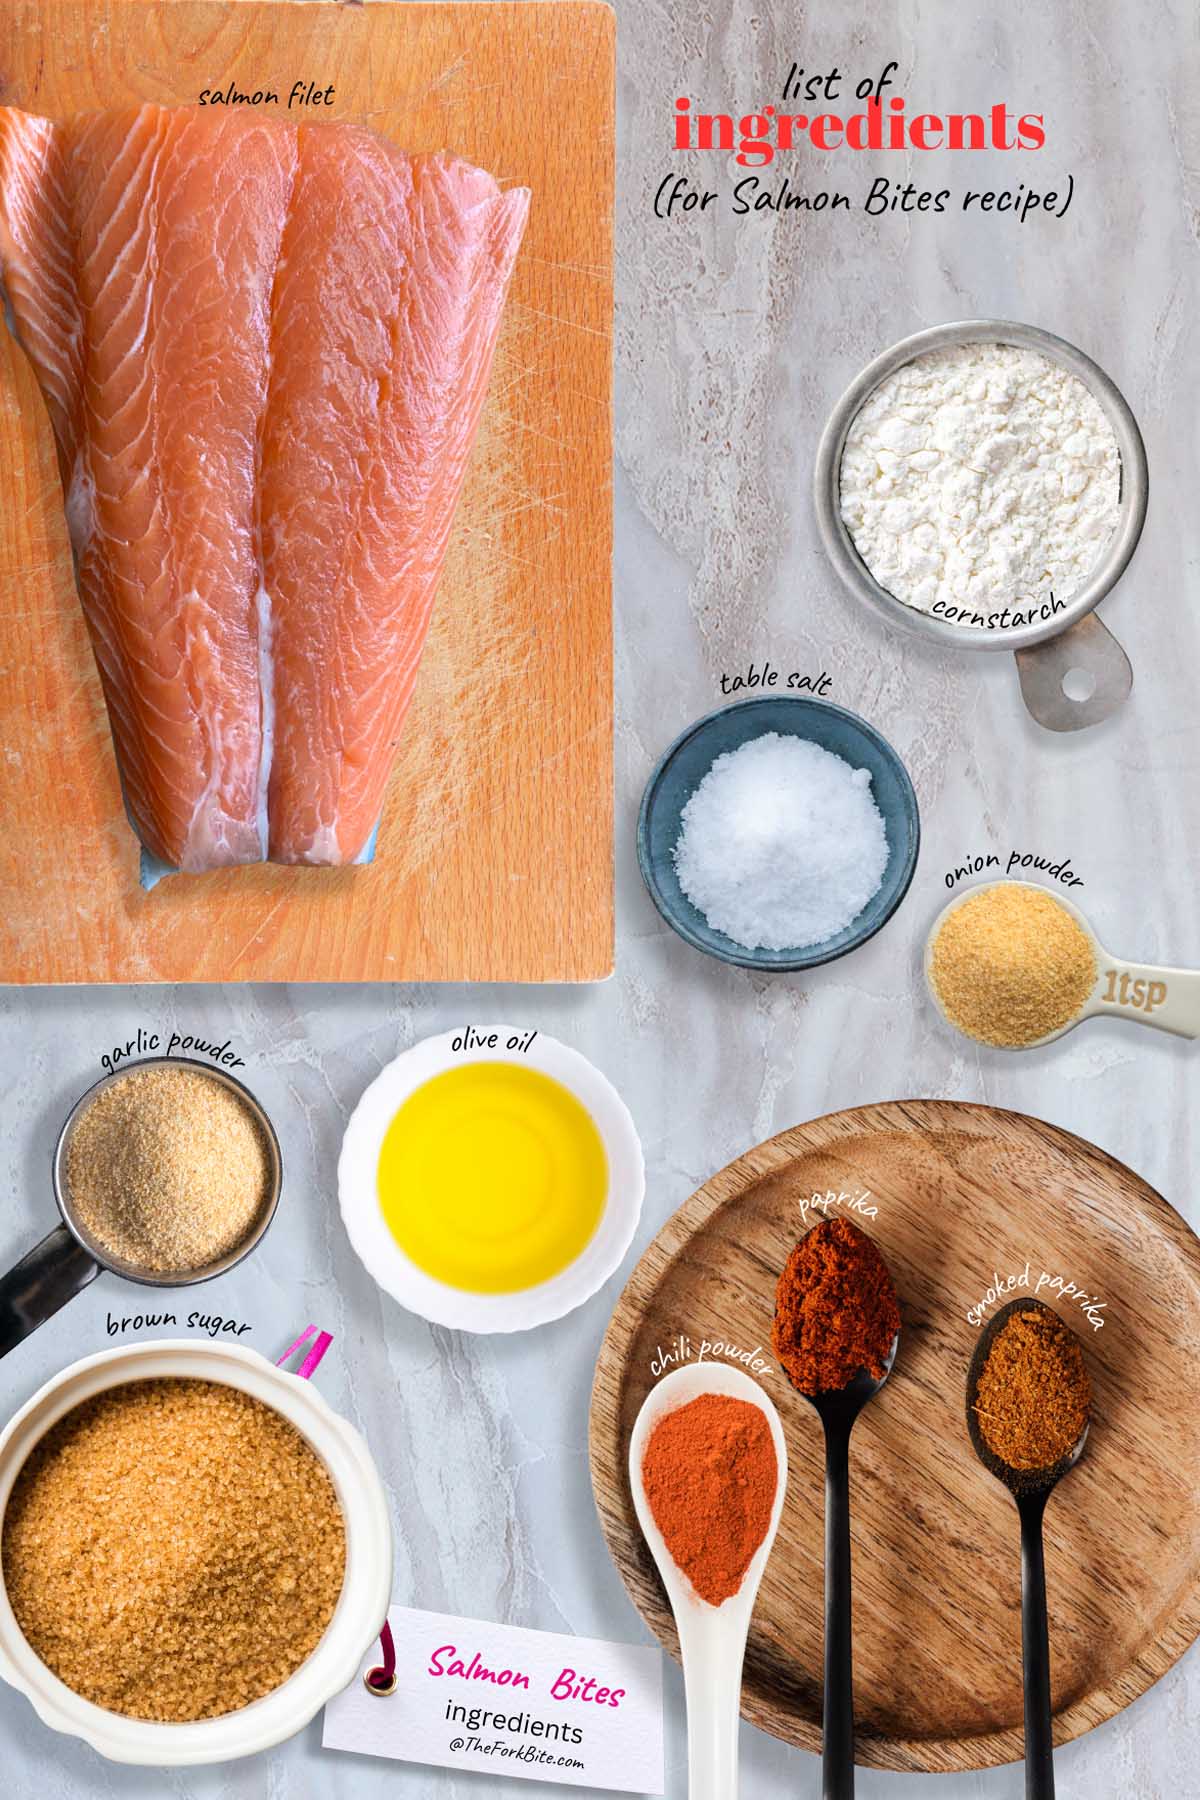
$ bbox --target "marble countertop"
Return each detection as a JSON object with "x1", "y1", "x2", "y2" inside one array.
[{"x1": 1, "y1": 0, "x2": 1198, "y2": 1794}]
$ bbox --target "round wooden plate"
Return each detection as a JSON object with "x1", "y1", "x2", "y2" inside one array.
[{"x1": 589, "y1": 1100, "x2": 1200, "y2": 1773}]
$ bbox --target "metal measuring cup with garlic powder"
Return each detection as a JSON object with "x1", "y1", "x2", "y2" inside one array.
[
  {"x1": 925, "y1": 880, "x2": 1200, "y2": 1049},
  {"x1": 66, "y1": 1064, "x2": 272, "y2": 1273},
  {"x1": 814, "y1": 321, "x2": 1148, "y2": 731},
  {"x1": 0, "y1": 1058, "x2": 281, "y2": 1358}
]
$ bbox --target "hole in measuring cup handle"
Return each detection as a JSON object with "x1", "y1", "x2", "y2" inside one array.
[
  {"x1": 1061, "y1": 667, "x2": 1098, "y2": 704},
  {"x1": 1015, "y1": 612, "x2": 1132, "y2": 733}
]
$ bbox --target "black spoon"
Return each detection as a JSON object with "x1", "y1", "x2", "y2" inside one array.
[
  {"x1": 802, "y1": 1331, "x2": 900, "y2": 1800},
  {"x1": 966, "y1": 1298, "x2": 1090, "y2": 1800}
]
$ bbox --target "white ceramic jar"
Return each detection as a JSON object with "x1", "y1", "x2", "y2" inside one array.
[{"x1": 0, "y1": 1338, "x2": 392, "y2": 1765}]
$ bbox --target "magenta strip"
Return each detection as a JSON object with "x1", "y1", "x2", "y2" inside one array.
[
  {"x1": 276, "y1": 1325, "x2": 334, "y2": 1381},
  {"x1": 366, "y1": 1620, "x2": 397, "y2": 1692}
]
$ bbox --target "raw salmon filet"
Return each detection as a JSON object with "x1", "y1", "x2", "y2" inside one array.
[{"x1": 0, "y1": 103, "x2": 529, "y2": 873}]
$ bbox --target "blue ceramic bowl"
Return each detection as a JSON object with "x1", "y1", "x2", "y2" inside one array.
[{"x1": 636, "y1": 697, "x2": 920, "y2": 971}]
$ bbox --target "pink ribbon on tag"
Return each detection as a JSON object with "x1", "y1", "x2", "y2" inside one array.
[
  {"x1": 365, "y1": 1620, "x2": 397, "y2": 1695},
  {"x1": 276, "y1": 1324, "x2": 333, "y2": 1381}
]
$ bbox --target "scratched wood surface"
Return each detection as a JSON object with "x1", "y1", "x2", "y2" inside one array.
[
  {"x1": 0, "y1": 0, "x2": 614, "y2": 983},
  {"x1": 590, "y1": 1100, "x2": 1200, "y2": 1772}
]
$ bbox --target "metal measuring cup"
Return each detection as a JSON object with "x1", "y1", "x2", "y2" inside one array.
[
  {"x1": 0, "y1": 1057, "x2": 282, "y2": 1359},
  {"x1": 814, "y1": 320, "x2": 1149, "y2": 731}
]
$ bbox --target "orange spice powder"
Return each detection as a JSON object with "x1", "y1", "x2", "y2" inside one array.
[{"x1": 641, "y1": 1392, "x2": 777, "y2": 1606}]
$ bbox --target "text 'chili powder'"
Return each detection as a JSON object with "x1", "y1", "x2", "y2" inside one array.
[
  {"x1": 974, "y1": 1306, "x2": 1091, "y2": 1472},
  {"x1": 772, "y1": 1216, "x2": 900, "y2": 1394},
  {"x1": 641, "y1": 1393, "x2": 777, "y2": 1606}
]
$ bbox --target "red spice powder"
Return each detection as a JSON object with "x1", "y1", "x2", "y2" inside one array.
[
  {"x1": 641, "y1": 1393, "x2": 777, "y2": 1606},
  {"x1": 771, "y1": 1216, "x2": 900, "y2": 1394}
]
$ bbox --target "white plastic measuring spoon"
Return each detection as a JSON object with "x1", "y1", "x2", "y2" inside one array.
[
  {"x1": 628, "y1": 1362, "x2": 788, "y2": 1800},
  {"x1": 925, "y1": 879, "x2": 1200, "y2": 1048}
]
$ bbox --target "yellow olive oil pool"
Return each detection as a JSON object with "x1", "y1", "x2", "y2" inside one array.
[{"x1": 376, "y1": 1062, "x2": 608, "y2": 1293}]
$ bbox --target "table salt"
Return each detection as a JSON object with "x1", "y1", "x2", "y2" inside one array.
[{"x1": 673, "y1": 733, "x2": 888, "y2": 951}]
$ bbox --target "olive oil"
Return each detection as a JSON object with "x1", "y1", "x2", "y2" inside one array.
[{"x1": 377, "y1": 1062, "x2": 607, "y2": 1293}]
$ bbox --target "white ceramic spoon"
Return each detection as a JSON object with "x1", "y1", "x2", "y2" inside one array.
[
  {"x1": 926, "y1": 880, "x2": 1200, "y2": 1049},
  {"x1": 628, "y1": 1362, "x2": 788, "y2": 1800}
]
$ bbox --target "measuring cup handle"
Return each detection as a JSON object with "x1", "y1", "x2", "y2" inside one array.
[
  {"x1": 1089, "y1": 960, "x2": 1200, "y2": 1039},
  {"x1": 1014, "y1": 613, "x2": 1132, "y2": 732},
  {"x1": 0, "y1": 1224, "x2": 100, "y2": 1359}
]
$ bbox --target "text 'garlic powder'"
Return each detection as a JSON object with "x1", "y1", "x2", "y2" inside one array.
[{"x1": 839, "y1": 343, "x2": 1121, "y2": 627}]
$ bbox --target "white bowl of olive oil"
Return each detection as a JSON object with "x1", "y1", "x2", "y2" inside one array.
[{"x1": 338, "y1": 1030, "x2": 645, "y2": 1332}]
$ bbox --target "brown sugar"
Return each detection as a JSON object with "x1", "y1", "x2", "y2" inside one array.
[
  {"x1": 772, "y1": 1217, "x2": 900, "y2": 1395},
  {"x1": 974, "y1": 1307, "x2": 1091, "y2": 1471},
  {"x1": 1, "y1": 1378, "x2": 345, "y2": 1721},
  {"x1": 66, "y1": 1067, "x2": 272, "y2": 1273}
]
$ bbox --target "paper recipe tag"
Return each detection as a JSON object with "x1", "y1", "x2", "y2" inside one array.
[{"x1": 322, "y1": 1606, "x2": 664, "y2": 1794}]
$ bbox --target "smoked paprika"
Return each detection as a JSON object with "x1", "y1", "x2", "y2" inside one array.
[
  {"x1": 772, "y1": 1217, "x2": 900, "y2": 1393},
  {"x1": 641, "y1": 1393, "x2": 777, "y2": 1606},
  {"x1": 973, "y1": 1304, "x2": 1090, "y2": 1472}
]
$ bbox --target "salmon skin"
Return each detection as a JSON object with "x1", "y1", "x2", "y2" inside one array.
[{"x1": 0, "y1": 104, "x2": 529, "y2": 874}]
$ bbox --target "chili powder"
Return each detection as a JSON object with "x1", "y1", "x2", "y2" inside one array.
[
  {"x1": 973, "y1": 1306, "x2": 1090, "y2": 1471},
  {"x1": 771, "y1": 1217, "x2": 900, "y2": 1394},
  {"x1": 641, "y1": 1393, "x2": 777, "y2": 1606}
]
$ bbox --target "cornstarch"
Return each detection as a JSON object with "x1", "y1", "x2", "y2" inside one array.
[{"x1": 839, "y1": 343, "x2": 1120, "y2": 626}]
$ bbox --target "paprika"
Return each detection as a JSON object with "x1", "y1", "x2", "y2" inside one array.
[
  {"x1": 641, "y1": 1393, "x2": 777, "y2": 1606},
  {"x1": 772, "y1": 1216, "x2": 900, "y2": 1394}
]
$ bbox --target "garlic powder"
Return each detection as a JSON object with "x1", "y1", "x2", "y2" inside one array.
[{"x1": 839, "y1": 343, "x2": 1121, "y2": 626}]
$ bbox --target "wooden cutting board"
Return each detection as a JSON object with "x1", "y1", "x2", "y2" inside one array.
[
  {"x1": 589, "y1": 1101, "x2": 1200, "y2": 1773},
  {"x1": 0, "y1": 0, "x2": 613, "y2": 983}
]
